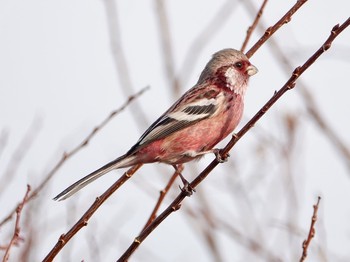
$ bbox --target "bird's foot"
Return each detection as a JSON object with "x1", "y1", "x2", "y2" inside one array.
[
  {"x1": 178, "y1": 173, "x2": 195, "y2": 196},
  {"x1": 213, "y1": 148, "x2": 230, "y2": 163}
]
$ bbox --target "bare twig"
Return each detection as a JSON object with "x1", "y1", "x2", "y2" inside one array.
[
  {"x1": 0, "y1": 87, "x2": 149, "y2": 228},
  {"x1": 117, "y1": 18, "x2": 350, "y2": 261},
  {"x1": 299, "y1": 196, "x2": 321, "y2": 262},
  {"x1": 244, "y1": 0, "x2": 350, "y2": 171},
  {"x1": 245, "y1": 0, "x2": 308, "y2": 58},
  {"x1": 241, "y1": 0, "x2": 269, "y2": 53},
  {"x1": 2, "y1": 185, "x2": 31, "y2": 262},
  {"x1": 42, "y1": 164, "x2": 142, "y2": 262},
  {"x1": 141, "y1": 165, "x2": 183, "y2": 231}
]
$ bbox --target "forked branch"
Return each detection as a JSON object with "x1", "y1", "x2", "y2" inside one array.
[{"x1": 117, "y1": 18, "x2": 350, "y2": 261}]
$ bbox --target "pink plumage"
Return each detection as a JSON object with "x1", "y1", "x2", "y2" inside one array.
[{"x1": 54, "y1": 48, "x2": 258, "y2": 201}]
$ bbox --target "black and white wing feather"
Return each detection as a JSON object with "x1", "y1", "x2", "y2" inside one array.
[{"x1": 127, "y1": 91, "x2": 223, "y2": 155}]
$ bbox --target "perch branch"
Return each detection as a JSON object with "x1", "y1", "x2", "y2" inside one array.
[
  {"x1": 0, "y1": 87, "x2": 149, "y2": 228},
  {"x1": 42, "y1": 164, "x2": 142, "y2": 262},
  {"x1": 117, "y1": 18, "x2": 350, "y2": 261}
]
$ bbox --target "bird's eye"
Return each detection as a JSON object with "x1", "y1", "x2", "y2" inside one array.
[{"x1": 234, "y1": 62, "x2": 243, "y2": 69}]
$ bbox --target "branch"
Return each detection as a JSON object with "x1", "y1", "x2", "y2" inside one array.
[
  {"x1": 0, "y1": 87, "x2": 149, "y2": 228},
  {"x1": 2, "y1": 185, "x2": 31, "y2": 262},
  {"x1": 242, "y1": 0, "x2": 350, "y2": 171},
  {"x1": 141, "y1": 165, "x2": 183, "y2": 231},
  {"x1": 240, "y1": 0, "x2": 269, "y2": 53},
  {"x1": 42, "y1": 164, "x2": 142, "y2": 262},
  {"x1": 245, "y1": 0, "x2": 308, "y2": 58},
  {"x1": 117, "y1": 18, "x2": 350, "y2": 261},
  {"x1": 299, "y1": 196, "x2": 321, "y2": 262}
]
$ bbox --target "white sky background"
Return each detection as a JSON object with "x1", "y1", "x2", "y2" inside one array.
[{"x1": 0, "y1": 0, "x2": 350, "y2": 261}]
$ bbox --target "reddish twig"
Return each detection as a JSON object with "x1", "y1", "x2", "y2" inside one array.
[
  {"x1": 299, "y1": 196, "x2": 321, "y2": 262},
  {"x1": 0, "y1": 87, "x2": 149, "y2": 228},
  {"x1": 42, "y1": 164, "x2": 142, "y2": 262},
  {"x1": 245, "y1": 0, "x2": 308, "y2": 58},
  {"x1": 116, "y1": 18, "x2": 350, "y2": 261},
  {"x1": 2, "y1": 185, "x2": 31, "y2": 262},
  {"x1": 241, "y1": 0, "x2": 269, "y2": 53},
  {"x1": 242, "y1": 0, "x2": 350, "y2": 171},
  {"x1": 141, "y1": 165, "x2": 183, "y2": 231}
]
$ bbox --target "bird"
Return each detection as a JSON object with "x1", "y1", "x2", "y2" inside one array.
[{"x1": 54, "y1": 48, "x2": 258, "y2": 201}]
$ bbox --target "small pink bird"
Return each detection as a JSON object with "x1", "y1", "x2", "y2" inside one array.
[{"x1": 54, "y1": 48, "x2": 258, "y2": 201}]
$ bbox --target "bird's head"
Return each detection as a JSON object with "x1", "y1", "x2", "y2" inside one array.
[{"x1": 198, "y1": 48, "x2": 258, "y2": 96}]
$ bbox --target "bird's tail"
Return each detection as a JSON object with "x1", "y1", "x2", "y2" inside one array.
[{"x1": 53, "y1": 154, "x2": 137, "y2": 201}]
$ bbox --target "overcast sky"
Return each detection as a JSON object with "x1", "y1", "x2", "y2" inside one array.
[{"x1": 1, "y1": 1, "x2": 350, "y2": 261}]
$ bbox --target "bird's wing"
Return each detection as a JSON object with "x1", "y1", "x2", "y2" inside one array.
[{"x1": 127, "y1": 86, "x2": 223, "y2": 155}]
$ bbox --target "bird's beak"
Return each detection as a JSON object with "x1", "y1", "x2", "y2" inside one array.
[{"x1": 246, "y1": 64, "x2": 258, "y2": 76}]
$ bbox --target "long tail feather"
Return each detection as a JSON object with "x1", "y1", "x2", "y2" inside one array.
[{"x1": 53, "y1": 154, "x2": 136, "y2": 201}]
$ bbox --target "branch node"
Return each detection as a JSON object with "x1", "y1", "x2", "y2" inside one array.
[
  {"x1": 134, "y1": 237, "x2": 141, "y2": 244},
  {"x1": 58, "y1": 234, "x2": 66, "y2": 244},
  {"x1": 264, "y1": 26, "x2": 272, "y2": 36},
  {"x1": 331, "y1": 24, "x2": 340, "y2": 33}
]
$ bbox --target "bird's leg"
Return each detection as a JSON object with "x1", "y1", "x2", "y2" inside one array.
[
  {"x1": 190, "y1": 148, "x2": 230, "y2": 163},
  {"x1": 173, "y1": 164, "x2": 195, "y2": 196}
]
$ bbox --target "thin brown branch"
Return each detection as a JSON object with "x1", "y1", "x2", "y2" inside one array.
[
  {"x1": 299, "y1": 196, "x2": 321, "y2": 262},
  {"x1": 2, "y1": 185, "x2": 31, "y2": 262},
  {"x1": 116, "y1": 18, "x2": 350, "y2": 261},
  {"x1": 141, "y1": 165, "x2": 183, "y2": 231},
  {"x1": 0, "y1": 87, "x2": 149, "y2": 228},
  {"x1": 42, "y1": 164, "x2": 142, "y2": 262},
  {"x1": 245, "y1": 0, "x2": 308, "y2": 58},
  {"x1": 240, "y1": 0, "x2": 269, "y2": 53},
  {"x1": 243, "y1": 1, "x2": 350, "y2": 171}
]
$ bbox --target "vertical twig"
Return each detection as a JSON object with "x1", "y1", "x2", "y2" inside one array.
[
  {"x1": 2, "y1": 185, "x2": 31, "y2": 262},
  {"x1": 299, "y1": 196, "x2": 321, "y2": 262}
]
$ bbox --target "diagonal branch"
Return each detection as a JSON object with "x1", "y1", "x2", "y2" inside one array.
[
  {"x1": 240, "y1": 0, "x2": 269, "y2": 53},
  {"x1": 141, "y1": 165, "x2": 183, "y2": 231},
  {"x1": 0, "y1": 87, "x2": 149, "y2": 228},
  {"x1": 245, "y1": 0, "x2": 308, "y2": 58},
  {"x1": 42, "y1": 164, "x2": 142, "y2": 262},
  {"x1": 117, "y1": 18, "x2": 350, "y2": 261}
]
